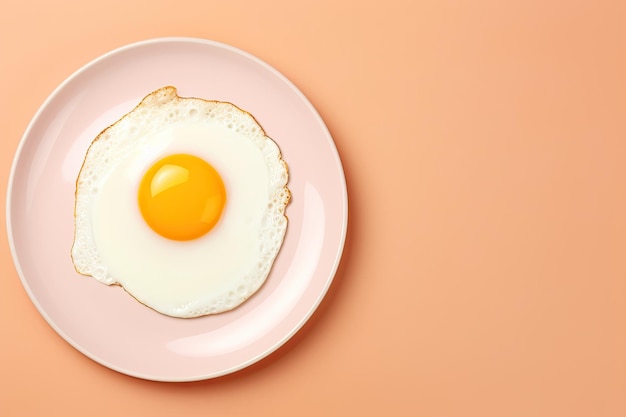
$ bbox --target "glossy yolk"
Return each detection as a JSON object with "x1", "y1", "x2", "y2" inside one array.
[{"x1": 138, "y1": 154, "x2": 226, "y2": 241}]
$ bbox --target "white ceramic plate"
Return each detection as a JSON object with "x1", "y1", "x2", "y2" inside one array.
[{"x1": 6, "y1": 38, "x2": 348, "y2": 381}]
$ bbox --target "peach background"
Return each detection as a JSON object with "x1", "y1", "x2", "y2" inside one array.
[{"x1": 1, "y1": 0, "x2": 625, "y2": 416}]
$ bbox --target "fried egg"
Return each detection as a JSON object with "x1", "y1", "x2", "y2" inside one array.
[{"x1": 71, "y1": 86, "x2": 290, "y2": 318}]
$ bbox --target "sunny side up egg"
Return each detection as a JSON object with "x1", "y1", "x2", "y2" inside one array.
[{"x1": 71, "y1": 87, "x2": 291, "y2": 318}]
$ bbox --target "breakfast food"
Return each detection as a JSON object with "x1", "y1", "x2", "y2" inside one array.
[{"x1": 71, "y1": 86, "x2": 290, "y2": 318}]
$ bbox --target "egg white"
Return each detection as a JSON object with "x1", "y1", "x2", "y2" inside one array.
[{"x1": 71, "y1": 87, "x2": 290, "y2": 318}]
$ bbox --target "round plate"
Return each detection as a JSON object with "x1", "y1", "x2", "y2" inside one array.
[{"x1": 6, "y1": 38, "x2": 348, "y2": 381}]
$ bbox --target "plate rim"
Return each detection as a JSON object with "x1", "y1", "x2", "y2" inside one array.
[{"x1": 6, "y1": 36, "x2": 349, "y2": 381}]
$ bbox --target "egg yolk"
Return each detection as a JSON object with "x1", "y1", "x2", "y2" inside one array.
[{"x1": 138, "y1": 154, "x2": 226, "y2": 241}]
